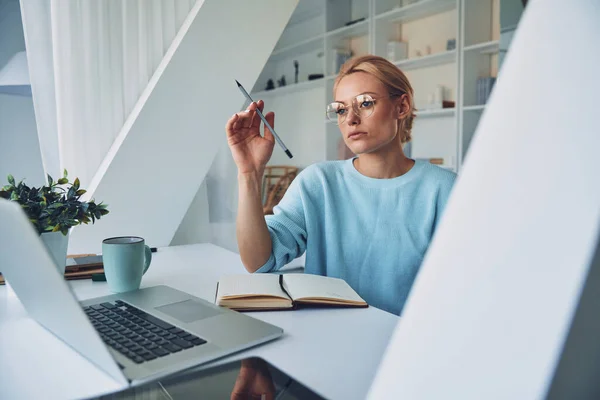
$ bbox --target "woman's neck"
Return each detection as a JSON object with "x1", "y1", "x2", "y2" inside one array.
[{"x1": 353, "y1": 147, "x2": 414, "y2": 179}]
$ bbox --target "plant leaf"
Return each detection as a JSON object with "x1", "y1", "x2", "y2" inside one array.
[
  {"x1": 52, "y1": 225, "x2": 61, "y2": 232},
  {"x1": 63, "y1": 169, "x2": 68, "y2": 179},
  {"x1": 76, "y1": 189, "x2": 86, "y2": 196},
  {"x1": 73, "y1": 178, "x2": 80, "y2": 190},
  {"x1": 47, "y1": 174, "x2": 53, "y2": 186},
  {"x1": 7, "y1": 174, "x2": 15, "y2": 185},
  {"x1": 57, "y1": 178, "x2": 68, "y2": 185}
]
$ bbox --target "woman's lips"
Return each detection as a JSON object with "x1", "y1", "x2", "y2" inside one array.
[{"x1": 348, "y1": 131, "x2": 366, "y2": 139}]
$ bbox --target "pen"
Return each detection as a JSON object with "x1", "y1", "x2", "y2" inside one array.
[{"x1": 235, "y1": 80, "x2": 293, "y2": 159}]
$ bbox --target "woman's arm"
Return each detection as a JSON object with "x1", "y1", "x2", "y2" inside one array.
[
  {"x1": 236, "y1": 171, "x2": 272, "y2": 272},
  {"x1": 225, "y1": 100, "x2": 275, "y2": 272}
]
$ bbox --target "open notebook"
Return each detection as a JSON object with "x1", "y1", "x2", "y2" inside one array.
[{"x1": 215, "y1": 273, "x2": 368, "y2": 311}]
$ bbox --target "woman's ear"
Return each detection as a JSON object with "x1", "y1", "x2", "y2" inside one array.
[{"x1": 396, "y1": 94, "x2": 410, "y2": 119}]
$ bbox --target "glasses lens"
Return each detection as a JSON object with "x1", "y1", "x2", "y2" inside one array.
[
  {"x1": 353, "y1": 94, "x2": 375, "y2": 119},
  {"x1": 326, "y1": 102, "x2": 347, "y2": 123}
]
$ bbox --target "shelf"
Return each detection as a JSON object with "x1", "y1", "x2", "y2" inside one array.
[
  {"x1": 463, "y1": 104, "x2": 485, "y2": 112},
  {"x1": 251, "y1": 77, "x2": 325, "y2": 98},
  {"x1": 0, "y1": 51, "x2": 31, "y2": 96},
  {"x1": 464, "y1": 40, "x2": 499, "y2": 55},
  {"x1": 326, "y1": 19, "x2": 369, "y2": 42},
  {"x1": 270, "y1": 34, "x2": 324, "y2": 63},
  {"x1": 376, "y1": 0, "x2": 456, "y2": 24},
  {"x1": 394, "y1": 50, "x2": 456, "y2": 71},
  {"x1": 415, "y1": 108, "x2": 455, "y2": 118}
]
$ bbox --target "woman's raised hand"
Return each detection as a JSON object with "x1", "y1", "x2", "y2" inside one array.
[{"x1": 225, "y1": 100, "x2": 275, "y2": 175}]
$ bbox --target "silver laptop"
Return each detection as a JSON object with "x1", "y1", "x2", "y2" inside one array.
[{"x1": 0, "y1": 198, "x2": 283, "y2": 388}]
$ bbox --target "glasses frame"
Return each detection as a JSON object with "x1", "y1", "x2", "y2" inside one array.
[{"x1": 326, "y1": 93, "x2": 404, "y2": 125}]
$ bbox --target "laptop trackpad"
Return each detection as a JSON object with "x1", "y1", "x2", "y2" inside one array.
[{"x1": 155, "y1": 300, "x2": 220, "y2": 323}]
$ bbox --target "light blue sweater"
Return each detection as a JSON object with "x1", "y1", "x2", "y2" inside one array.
[{"x1": 257, "y1": 158, "x2": 456, "y2": 315}]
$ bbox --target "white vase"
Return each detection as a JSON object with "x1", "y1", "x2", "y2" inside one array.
[{"x1": 40, "y1": 231, "x2": 69, "y2": 276}]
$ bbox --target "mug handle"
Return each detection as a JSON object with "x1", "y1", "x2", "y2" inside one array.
[{"x1": 143, "y1": 245, "x2": 152, "y2": 275}]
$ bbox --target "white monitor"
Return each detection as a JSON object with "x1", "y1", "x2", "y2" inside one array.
[{"x1": 368, "y1": 1, "x2": 600, "y2": 398}]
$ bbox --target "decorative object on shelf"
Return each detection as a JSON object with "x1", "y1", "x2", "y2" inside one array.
[
  {"x1": 476, "y1": 76, "x2": 496, "y2": 105},
  {"x1": 0, "y1": 170, "x2": 109, "y2": 275},
  {"x1": 294, "y1": 60, "x2": 299, "y2": 84},
  {"x1": 434, "y1": 84, "x2": 444, "y2": 104},
  {"x1": 277, "y1": 75, "x2": 286, "y2": 87},
  {"x1": 308, "y1": 74, "x2": 324, "y2": 81},
  {"x1": 425, "y1": 45, "x2": 432, "y2": 55},
  {"x1": 387, "y1": 41, "x2": 408, "y2": 61},
  {"x1": 414, "y1": 50, "x2": 423, "y2": 57},
  {"x1": 265, "y1": 79, "x2": 275, "y2": 91},
  {"x1": 332, "y1": 48, "x2": 353, "y2": 74},
  {"x1": 423, "y1": 85, "x2": 456, "y2": 110},
  {"x1": 446, "y1": 38, "x2": 456, "y2": 51},
  {"x1": 344, "y1": 17, "x2": 365, "y2": 26}
]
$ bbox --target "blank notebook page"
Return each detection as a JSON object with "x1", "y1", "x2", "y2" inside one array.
[
  {"x1": 283, "y1": 274, "x2": 365, "y2": 302},
  {"x1": 218, "y1": 274, "x2": 288, "y2": 299}
]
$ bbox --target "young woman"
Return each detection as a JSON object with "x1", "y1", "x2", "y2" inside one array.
[{"x1": 225, "y1": 55, "x2": 456, "y2": 315}]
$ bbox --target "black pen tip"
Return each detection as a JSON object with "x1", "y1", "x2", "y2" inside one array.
[
  {"x1": 235, "y1": 80, "x2": 241, "y2": 87},
  {"x1": 285, "y1": 150, "x2": 293, "y2": 159}
]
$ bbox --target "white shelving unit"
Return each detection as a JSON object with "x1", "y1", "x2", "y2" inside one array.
[{"x1": 252, "y1": 0, "x2": 499, "y2": 173}]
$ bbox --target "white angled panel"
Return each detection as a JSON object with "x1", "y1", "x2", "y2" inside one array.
[
  {"x1": 69, "y1": 0, "x2": 298, "y2": 253},
  {"x1": 369, "y1": 1, "x2": 600, "y2": 399}
]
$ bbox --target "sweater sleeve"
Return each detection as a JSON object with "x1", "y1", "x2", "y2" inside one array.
[
  {"x1": 255, "y1": 173, "x2": 308, "y2": 273},
  {"x1": 433, "y1": 171, "x2": 456, "y2": 231}
]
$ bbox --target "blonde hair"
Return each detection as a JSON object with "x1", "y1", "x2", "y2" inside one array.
[{"x1": 334, "y1": 55, "x2": 416, "y2": 143}]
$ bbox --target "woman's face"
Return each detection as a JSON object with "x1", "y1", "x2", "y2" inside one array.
[{"x1": 333, "y1": 72, "x2": 408, "y2": 156}]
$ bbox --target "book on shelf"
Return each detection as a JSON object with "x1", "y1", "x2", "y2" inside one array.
[
  {"x1": 215, "y1": 273, "x2": 368, "y2": 311},
  {"x1": 415, "y1": 157, "x2": 444, "y2": 165}
]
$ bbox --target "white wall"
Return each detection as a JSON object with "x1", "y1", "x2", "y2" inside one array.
[
  {"x1": 0, "y1": 0, "x2": 44, "y2": 187},
  {"x1": 0, "y1": 93, "x2": 45, "y2": 187},
  {"x1": 262, "y1": 87, "x2": 326, "y2": 168}
]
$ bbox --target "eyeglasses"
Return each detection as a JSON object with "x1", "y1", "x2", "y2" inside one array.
[{"x1": 326, "y1": 93, "x2": 402, "y2": 125}]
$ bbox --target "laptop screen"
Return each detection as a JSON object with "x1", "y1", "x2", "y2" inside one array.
[{"x1": 95, "y1": 357, "x2": 325, "y2": 399}]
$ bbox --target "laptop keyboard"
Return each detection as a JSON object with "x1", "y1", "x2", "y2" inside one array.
[{"x1": 83, "y1": 300, "x2": 207, "y2": 364}]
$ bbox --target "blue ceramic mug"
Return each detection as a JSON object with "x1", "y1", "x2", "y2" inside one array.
[{"x1": 102, "y1": 236, "x2": 152, "y2": 293}]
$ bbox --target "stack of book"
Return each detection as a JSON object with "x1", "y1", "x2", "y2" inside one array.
[
  {"x1": 0, "y1": 254, "x2": 104, "y2": 285},
  {"x1": 476, "y1": 77, "x2": 496, "y2": 105}
]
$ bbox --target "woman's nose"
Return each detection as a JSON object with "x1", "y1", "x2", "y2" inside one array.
[{"x1": 345, "y1": 108, "x2": 360, "y2": 125}]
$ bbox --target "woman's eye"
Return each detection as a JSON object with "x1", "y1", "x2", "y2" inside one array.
[
  {"x1": 360, "y1": 100, "x2": 374, "y2": 108},
  {"x1": 336, "y1": 108, "x2": 347, "y2": 116}
]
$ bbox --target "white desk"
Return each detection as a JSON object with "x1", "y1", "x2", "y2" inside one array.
[{"x1": 0, "y1": 243, "x2": 399, "y2": 399}]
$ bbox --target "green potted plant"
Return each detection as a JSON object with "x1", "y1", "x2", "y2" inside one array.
[{"x1": 0, "y1": 170, "x2": 109, "y2": 275}]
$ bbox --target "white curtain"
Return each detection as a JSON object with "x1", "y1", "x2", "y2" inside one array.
[{"x1": 20, "y1": 0, "x2": 195, "y2": 186}]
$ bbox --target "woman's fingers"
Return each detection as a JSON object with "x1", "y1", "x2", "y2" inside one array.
[
  {"x1": 262, "y1": 111, "x2": 275, "y2": 142},
  {"x1": 225, "y1": 114, "x2": 239, "y2": 136},
  {"x1": 250, "y1": 100, "x2": 264, "y2": 130},
  {"x1": 226, "y1": 100, "x2": 268, "y2": 139}
]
